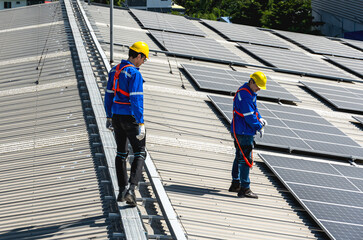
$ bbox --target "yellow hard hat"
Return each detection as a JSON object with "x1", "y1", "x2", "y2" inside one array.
[
  {"x1": 250, "y1": 71, "x2": 267, "y2": 90},
  {"x1": 130, "y1": 41, "x2": 149, "y2": 59}
]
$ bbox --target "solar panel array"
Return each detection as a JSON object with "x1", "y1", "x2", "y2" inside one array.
[
  {"x1": 301, "y1": 81, "x2": 363, "y2": 113},
  {"x1": 274, "y1": 30, "x2": 363, "y2": 59},
  {"x1": 238, "y1": 43, "x2": 357, "y2": 82},
  {"x1": 202, "y1": 19, "x2": 290, "y2": 49},
  {"x1": 353, "y1": 116, "x2": 363, "y2": 125},
  {"x1": 130, "y1": 9, "x2": 206, "y2": 37},
  {"x1": 182, "y1": 64, "x2": 300, "y2": 102},
  {"x1": 208, "y1": 95, "x2": 363, "y2": 160},
  {"x1": 325, "y1": 55, "x2": 363, "y2": 79},
  {"x1": 259, "y1": 153, "x2": 363, "y2": 240},
  {"x1": 149, "y1": 30, "x2": 246, "y2": 64}
]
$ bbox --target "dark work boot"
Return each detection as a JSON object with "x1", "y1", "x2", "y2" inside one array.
[
  {"x1": 124, "y1": 189, "x2": 137, "y2": 207},
  {"x1": 238, "y1": 188, "x2": 258, "y2": 199},
  {"x1": 117, "y1": 188, "x2": 126, "y2": 202},
  {"x1": 228, "y1": 180, "x2": 241, "y2": 192}
]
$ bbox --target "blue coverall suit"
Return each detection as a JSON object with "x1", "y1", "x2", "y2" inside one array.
[
  {"x1": 230, "y1": 83, "x2": 263, "y2": 189},
  {"x1": 104, "y1": 60, "x2": 146, "y2": 191}
]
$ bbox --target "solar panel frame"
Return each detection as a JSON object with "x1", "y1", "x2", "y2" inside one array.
[
  {"x1": 301, "y1": 81, "x2": 363, "y2": 113},
  {"x1": 238, "y1": 43, "x2": 361, "y2": 82},
  {"x1": 202, "y1": 19, "x2": 291, "y2": 49},
  {"x1": 325, "y1": 55, "x2": 363, "y2": 78},
  {"x1": 149, "y1": 30, "x2": 246, "y2": 65},
  {"x1": 130, "y1": 9, "x2": 206, "y2": 37},
  {"x1": 342, "y1": 38, "x2": 363, "y2": 51},
  {"x1": 208, "y1": 95, "x2": 363, "y2": 160},
  {"x1": 259, "y1": 153, "x2": 363, "y2": 240},
  {"x1": 182, "y1": 64, "x2": 301, "y2": 103},
  {"x1": 273, "y1": 30, "x2": 363, "y2": 60}
]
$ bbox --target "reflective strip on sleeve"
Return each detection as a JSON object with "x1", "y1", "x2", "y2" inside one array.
[
  {"x1": 243, "y1": 111, "x2": 254, "y2": 116},
  {"x1": 121, "y1": 70, "x2": 131, "y2": 78},
  {"x1": 130, "y1": 92, "x2": 143, "y2": 96},
  {"x1": 238, "y1": 92, "x2": 241, "y2": 101},
  {"x1": 106, "y1": 89, "x2": 114, "y2": 93}
]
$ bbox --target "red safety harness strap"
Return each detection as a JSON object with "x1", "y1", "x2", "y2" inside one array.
[
  {"x1": 232, "y1": 87, "x2": 257, "y2": 168},
  {"x1": 112, "y1": 64, "x2": 134, "y2": 105}
]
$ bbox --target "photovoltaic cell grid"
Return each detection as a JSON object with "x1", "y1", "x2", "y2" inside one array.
[
  {"x1": 325, "y1": 56, "x2": 363, "y2": 78},
  {"x1": 208, "y1": 94, "x2": 363, "y2": 160},
  {"x1": 182, "y1": 64, "x2": 300, "y2": 102},
  {"x1": 202, "y1": 19, "x2": 290, "y2": 49},
  {"x1": 149, "y1": 30, "x2": 246, "y2": 64},
  {"x1": 238, "y1": 43, "x2": 358, "y2": 82},
  {"x1": 259, "y1": 153, "x2": 363, "y2": 240},
  {"x1": 274, "y1": 30, "x2": 363, "y2": 60},
  {"x1": 301, "y1": 81, "x2": 363, "y2": 113},
  {"x1": 353, "y1": 116, "x2": 363, "y2": 125},
  {"x1": 130, "y1": 9, "x2": 206, "y2": 37}
]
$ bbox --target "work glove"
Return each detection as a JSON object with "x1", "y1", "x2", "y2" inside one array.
[
  {"x1": 259, "y1": 127, "x2": 264, "y2": 138},
  {"x1": 260, "y1": 118, "x2": 268, "y2": 127},
  {"x1": 136, "y1": 124, "x2": 146, "y2": 140},
  {"x1": 106, "y1": 118, "x2": 113, "y2": 131}
]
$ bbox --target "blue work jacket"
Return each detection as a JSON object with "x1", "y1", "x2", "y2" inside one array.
[
  {"x1": 231, "y1": 83, "x2": 263, "y2": 136},
  {"x1": 104, "y1": 60, "x2": 144, "y2": 124}
]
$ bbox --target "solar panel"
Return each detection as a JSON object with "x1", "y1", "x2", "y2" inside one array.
[
  {"x1": 182, "y1": 64, "x2": 300, "y2": 103},
  {"x1": 149, "y1": 30, "x2": 246, "y2": 64},
  {"x1": 202, "y1": 19, "x2": 290, "y2": 49},
  {"x1": 274, "y1": 30, "x2": 363, "y2": 59},
  {"x1": 238, "y1": 43, "x2": 359, "y2": 82},
  {"x1": 301, "y1": 81, "x2": 363, "y2": 113},
  {"x1": 130, "y1": 9, "x2": 206, "y2": 37},
  {"x1": 325, "y1": 56, "x2": 363, "y2": 78},
  {"x1": 259, "y1": 153, "x2": 363, "y2": 240},
  {"x1": 353, "y1": 116, "x2": 363, "y2": 125},
  {"x1": 208, "y1": 95, "x2": 363, "y2": 160}
]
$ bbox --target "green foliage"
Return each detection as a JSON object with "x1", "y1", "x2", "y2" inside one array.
[{"x1": 174, "y1": 0, "x2": 320, "y2": 34}]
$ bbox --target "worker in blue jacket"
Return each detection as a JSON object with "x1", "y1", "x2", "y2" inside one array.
[
  {"x1": 104, "y1": 41, "x2": 149, "y2": 207},
  {"x1": 228, "y1": 72, "x2": 268, "y2": 199}
]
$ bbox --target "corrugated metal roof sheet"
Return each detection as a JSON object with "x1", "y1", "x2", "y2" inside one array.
[
  {"x1": 84, "y1": 4, "x2": 363, "y2": 239},
  {"x1": 0, "y1": 3, "x2": 113, "y2": 239}
]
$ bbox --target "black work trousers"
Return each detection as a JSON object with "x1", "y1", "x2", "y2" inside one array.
[{"x1": 112, "y1": 114, "x2": 146, "y2": 191}]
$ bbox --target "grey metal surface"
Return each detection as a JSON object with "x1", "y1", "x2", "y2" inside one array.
[
  {"x1": 260, "y1": 153, "x2": 363, "y2": 240},
  {"x1": 325, "y1": 55, "x2": 363, "y2": 79},
  {"x1": 342, "y1": 39, "x2": 363, "y2": 51},
  {"x1": 273, "y1": 30, "x2": 363, "y2": 59},
  {"x1": 0, "y1": 2, "x2": 110, "y2": 239},
  {"x1": 149, "y1": 30, "x2": 246, "y2": 64},
  {"x1": 238, "y1": 43, "x2": 359, "y2": 82},
  {"x1": 353, "y1": 116, "x2": 363, "y2": 125},
  {"x1": 131, "y1": 8, "x2": 205, "y2": 36},
  {"x1": 208, "y1": 94, "x2": 363, "y2": 160},
  {"x1": 301, "y1": 81, "x2": 363, "y2": 113},
  {"x1": 182, "y1": 63, "x2": 300, "y2": 102},
  {"x1": 202, "y1": 19, "x2": 290, "y2": 49}
]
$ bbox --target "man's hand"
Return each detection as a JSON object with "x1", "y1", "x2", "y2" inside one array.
[
  {"x1": 136, "y1": 124, "x2": 145, "y2": 140},
  {"x1": 259, "y1": 127, "x2": 264, "y2": 138},
  {"x1": 260, "y1": 118, "x2": 268, "y2": 127},
  {"x1": 106, "y1": 118, "x2": 113, "y2": 131}
]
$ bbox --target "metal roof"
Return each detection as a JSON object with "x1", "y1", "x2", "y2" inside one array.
[{"x1": 0, "y1": 3, "x2": 113, "y2": 239}]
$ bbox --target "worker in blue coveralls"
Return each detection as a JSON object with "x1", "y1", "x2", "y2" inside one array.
[
  {"x1": 228, "y1": 72, "x2": 268, "y2": 199},
  {"x1": 104, "y1": 41, "x2": 149, "y2": 207}
]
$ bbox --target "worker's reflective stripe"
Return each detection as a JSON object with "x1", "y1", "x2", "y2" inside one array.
[
  {"x1": 238, "y1": 92, "x2": 242, "y2": 101},
  {"x1": 243, "y1": 111, "x2": 254, "y2": 116},
  {"x1": 106, "y1": 89, "x2": 114, "y2": 93},
  {"x1": 130, "y1": 92, "x2": 143, "y2": 96},
  {"x1": 121, "y1": 70, "x2": 131, "y2": 78}
]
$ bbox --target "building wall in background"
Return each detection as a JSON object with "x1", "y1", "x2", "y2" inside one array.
[{"x1": 0, "y1": 0, "x2": 26, "y2": 10}]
